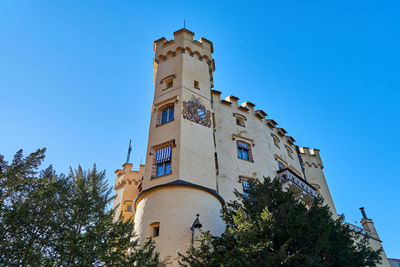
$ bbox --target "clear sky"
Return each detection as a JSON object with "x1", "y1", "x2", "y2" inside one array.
[{"x1": 1, "y1": 0, "x2": 399, "y2": 258}]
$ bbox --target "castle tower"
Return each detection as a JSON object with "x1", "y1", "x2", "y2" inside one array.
[
  {"x1": 299, "y1": 147, "x2": 337, "y2": 216},
  {"x1": 133, "y1": 29, "x2": 225, "y2": 265},
  {"x1": 113, "y1": 163, "x2": 145, "y2": 221}
]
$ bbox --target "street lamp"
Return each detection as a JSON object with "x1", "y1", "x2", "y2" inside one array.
[{"x1": 191, "y1": 213, "x2": 202, "y2": 245}]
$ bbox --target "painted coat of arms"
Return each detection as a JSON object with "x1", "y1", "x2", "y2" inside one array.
[{"x1": 182, "y1": 96, "x2": 211, "y2": 128}]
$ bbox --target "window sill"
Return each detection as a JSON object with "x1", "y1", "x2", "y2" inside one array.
[
  {"x1": 156, "y1": 119, "x2": 174, "y2": 127},
  {"x1": 238, "y1": 157, "x2": 254, "y2": 163},
  {"x1": 151, "y1": 173, "x2": 172, "y2": 180},
  {"x1": 162, "y1": 86, "x2": 174, "y2": 91}
]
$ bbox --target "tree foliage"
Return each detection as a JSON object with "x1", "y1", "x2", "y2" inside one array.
[
  {"x1": 0, "y1": 149, "x2": 159, "y2": 266},
  {"x1": 179, "y1": 177, "x2": 382, "y2": 267}
]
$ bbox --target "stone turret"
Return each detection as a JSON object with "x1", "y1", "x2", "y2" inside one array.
[{"x1": 299, "y1": 147, "x2": 337, "y2": 217}]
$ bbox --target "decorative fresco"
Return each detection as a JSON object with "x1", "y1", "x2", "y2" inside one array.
[{"x1": 182, "y1": 95, "x2": 211, "y2": 128}]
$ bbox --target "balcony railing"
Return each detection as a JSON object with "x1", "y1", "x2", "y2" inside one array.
[
  {"x1": 277, "y1": 168, "x2": 317, "y2": 205},
  {"x1": 346, "y1": 223, "x2": 372, "y2": 237}
]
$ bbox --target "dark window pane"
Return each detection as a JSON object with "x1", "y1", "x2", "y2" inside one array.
[
  {"x1": 156, "y1": 163, "x2": 164, "y2": 177},
  {"x1": 161, "y1": 110, "x2": 168, "y2": 124},
  {"x1": 164, "y1": 161, "x2": 171, "y2": 175},
  {"x1": 243, "y1": 149, "x2": 249, "y2": 161},
  {"x1": 168, "y1": 107, "x2": 174, "y2": 122},
  {"x1": 238, "y1": 148, "x2": 243, "y2": 159}
]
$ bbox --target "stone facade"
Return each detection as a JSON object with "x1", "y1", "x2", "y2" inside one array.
[{"x1": 113, "y1": 29, "x2": 390, "y2": 266}]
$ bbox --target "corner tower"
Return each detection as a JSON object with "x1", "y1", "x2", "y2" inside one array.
[{"x1": 133, "y1": 29, "x2": 224, "y2": 265}]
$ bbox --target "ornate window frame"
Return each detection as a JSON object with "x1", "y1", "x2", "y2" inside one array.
[{"x1": 150, "y1": 139, "x2": 176, "y2": 179}]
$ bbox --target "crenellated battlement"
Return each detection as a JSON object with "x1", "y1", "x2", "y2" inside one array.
[
  {"x1": 211, "y1": 89, "x2": 302, "y2": 149},
  {"x1": 154, "y1": 28, "x2": 213, "y2": 61},
  {"x1": 153, "y1": 28, "x2": 215, "y2": 87},
  {"x1": 299, "y1": 147, "x2": 324, "y2": 169},
  {"x1": 114, "y1": 163, "x2": 144, "y2": 190}
]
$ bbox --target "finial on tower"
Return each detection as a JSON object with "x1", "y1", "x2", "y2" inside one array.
[
  {"x1": 183, "y1": 19, "x2": 186, "y2": 29},
  {"x1": 125, "y1": 139, "x2": 132, "y2": 164}
]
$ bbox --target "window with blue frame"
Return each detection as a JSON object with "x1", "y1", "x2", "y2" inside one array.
[
  {"x1": 160, "y1": 106, "x2": 174, "y2": 125},
  {"x1": 155, "y1": 146, "x2": 172, "y2": 177},
  {"x1": 237, "y1": 141, "x2": 251, "y2": 161}
]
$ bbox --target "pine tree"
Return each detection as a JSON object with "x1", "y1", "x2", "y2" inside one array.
[
  {"x1": 0, "y1": 149, "x2": 159, "y2": 266},
  {"x1": 179, "y1": 177, "x2": 382, "y2": 267}
]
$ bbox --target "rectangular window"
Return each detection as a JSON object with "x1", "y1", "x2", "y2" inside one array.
[
  {"x1": 160, "y1": 107, "x2": 174, "y2": 125},
  {"x1": 155, "y1": 147, "x2": 172, "y2": 177},
  {"x1": 153, "y1": 225, "x2": 160, "y2": 237},
  {"x1": 237, "y1": 142, "x2": 250, "y2": 161},
  {"x1": 127, "y1": 205, "x2": 132, "y2": 212},
  {"x1": 194, "y1": 80, "x2": 199, "y2": 89}
]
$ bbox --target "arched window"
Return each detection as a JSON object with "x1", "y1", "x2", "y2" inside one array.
[
  {"x1": 237, "y1": 140, "x2": 253, "y2": 162},
  {"x1": 157, "y1": 103, "x2": 174, "y2": 126}
]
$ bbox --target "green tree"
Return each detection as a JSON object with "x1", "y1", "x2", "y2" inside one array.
[
  {"x1": 179, "y1": 177, "x2": 382, "y2": 267},
  {"x1": 0, "y1": 149, "x2": 159, "y2": 266}
]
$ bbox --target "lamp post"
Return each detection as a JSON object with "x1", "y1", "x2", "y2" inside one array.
[{"x1": 191, "y1": 213, "x2": 202, "y2": 245}]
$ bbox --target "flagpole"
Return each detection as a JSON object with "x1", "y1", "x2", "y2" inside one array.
[{"x1": 126, "y1": 139, "x2": 132, "y2": 164}]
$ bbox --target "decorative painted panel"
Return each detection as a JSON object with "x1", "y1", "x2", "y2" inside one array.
[{"x1": 182, "y1": 96, "x2": 211, "y2": 127}]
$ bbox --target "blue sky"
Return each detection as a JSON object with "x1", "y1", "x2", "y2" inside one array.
[{"x1": 1, "y1": 0, "x2": 399, "y2": 258}]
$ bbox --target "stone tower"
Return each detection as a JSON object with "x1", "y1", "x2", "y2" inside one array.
[{"x1": 133, "y1": 29, "x2": 224, "y2": 265}]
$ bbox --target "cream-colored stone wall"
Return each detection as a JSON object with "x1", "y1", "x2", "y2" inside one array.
[
  {"x1": 211, "y1": 90, "x2": 304, "y2": 203},
  {"x1": 134, "y1": 186, "x2": 224, "y2": 266}
]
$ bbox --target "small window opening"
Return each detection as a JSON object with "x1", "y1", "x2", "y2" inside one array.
[
  {"x1": 153, "y1": 226, "x2": 160, "y2": 237},
  {"x1": 163, "y1": 77, "x2": 174, "y2": 89},
  {"x1": 150, "y1": 223, "x2": 160, "y2": 237},
  {"x1": 236, "y1": 116, "x2": 245, "y2": 127},
  {"x1": 127, "y1": 205, "x2": 132, "y2": 212},
  {"x1": 286, "y1": 146, "x2": 293, "y2": 159},
  {"x1": 166, "y1": 80, "x2": 173, "y2": 88},
  {"x1": 194, "y1": 80, "x2": 199, "y2": 89},
  {"x1": 272, "y1": 135, "x2": 280, "y2": 148}
]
